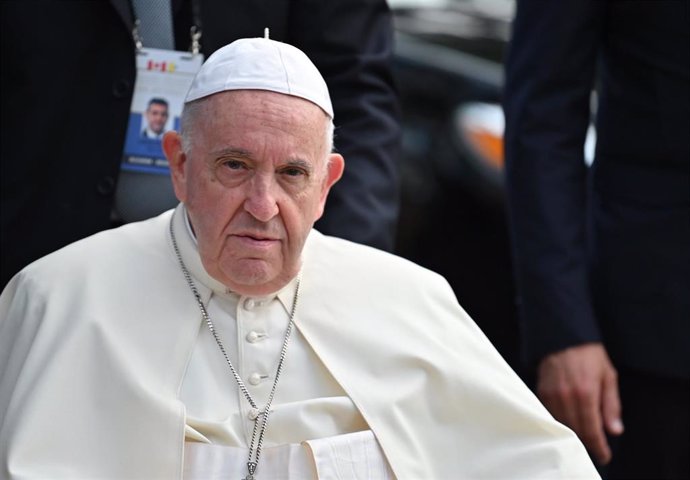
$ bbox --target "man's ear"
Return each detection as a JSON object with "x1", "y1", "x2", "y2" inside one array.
[
  {"x1": 314, "y1": 153, "x2": 345, "y2": 220},
  {"x1": 162, "y1": 131, "x2": 188, "y2": 202}
]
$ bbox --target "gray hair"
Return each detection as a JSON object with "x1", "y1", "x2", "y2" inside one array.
[{"x1": 179, "y1": 97, "x2": 336, "y2": 169}]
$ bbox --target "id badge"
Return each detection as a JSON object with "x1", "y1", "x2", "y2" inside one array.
[{"x1": 121, "y1": 48, "x2": 203, "y2": 175}]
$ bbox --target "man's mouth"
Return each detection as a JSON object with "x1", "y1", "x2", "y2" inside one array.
[{"x1": 231, "y1": 233, "x2": 279, "y2": 248}]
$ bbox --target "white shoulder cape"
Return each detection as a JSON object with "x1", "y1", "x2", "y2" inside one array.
[{"x1": 0, "y1": 206, "x2": 598, "y2": 479}]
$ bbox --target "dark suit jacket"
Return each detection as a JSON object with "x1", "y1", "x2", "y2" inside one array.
[
  {"x1": 504, "y1": 0, "x2": 689, "y2": 379},
  {"x1": 0, "y1": 0, "x2": 401, "y2": 287}
]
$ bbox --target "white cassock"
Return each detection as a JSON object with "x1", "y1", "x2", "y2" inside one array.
[{"x1": 0, "y1": 204, "x2": 599, "y2": 479}]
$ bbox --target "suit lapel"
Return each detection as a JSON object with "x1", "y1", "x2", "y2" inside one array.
[{"x1": 110, "y1": 0, "x2": 134, "y2": 32}]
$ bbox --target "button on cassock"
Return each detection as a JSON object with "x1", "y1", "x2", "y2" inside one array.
[
  {"x1": 248, "y1": 373, "x2": 263, "y2": 386},
  {"x1": 248, "y1": 408, "x2": 261, "y2": 420},
  {"x1": 246, "y1": 331, "x2": 263, "y2": 343}
]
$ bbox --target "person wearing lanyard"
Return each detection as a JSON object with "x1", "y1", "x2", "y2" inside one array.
[{"x1": 0, "y1": 0, "x2": 402, "y2": 288}]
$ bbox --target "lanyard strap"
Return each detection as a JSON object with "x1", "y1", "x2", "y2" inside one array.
[{"x1": 131, "y1": 0, "x2": 202, "y2": 54}]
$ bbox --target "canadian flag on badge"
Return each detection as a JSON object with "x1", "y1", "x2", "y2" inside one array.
[{"x1": 147, "y1": 60, "x2": 175, "y2": 72}]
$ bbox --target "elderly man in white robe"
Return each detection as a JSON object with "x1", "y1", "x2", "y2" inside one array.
[{"x1": 0, "y1": 37, "x2": 599, "y2": 479}]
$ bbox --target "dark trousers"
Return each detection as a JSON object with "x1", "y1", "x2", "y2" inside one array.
[{"x1": 605, "y1": 368, "x2": 690, "y2": 480}]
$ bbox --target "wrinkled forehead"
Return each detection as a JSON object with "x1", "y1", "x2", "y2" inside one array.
[
  {"x1": 206, "y1": 89, "x2": 327, "y2": 119},
  {"x1": 187, "y1": 90, "x2": 330, "y2": 157}
]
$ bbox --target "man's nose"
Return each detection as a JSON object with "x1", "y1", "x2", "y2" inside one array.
[{"x1": 243, "y1": 179, "x2": 279, "y2": 222}]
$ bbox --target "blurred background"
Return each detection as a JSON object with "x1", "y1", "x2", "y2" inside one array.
[{"x1": 389, "y1": 0, "x2": 521, "y2": 373}]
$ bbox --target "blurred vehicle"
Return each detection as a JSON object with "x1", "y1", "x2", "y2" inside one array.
[
  {"x1": 393, "y1": 0, "x2": 510, "y2": 203},
  {"x1": 390, "y1": 0, "x2": 597, "y2": 375},
  {"x1": 390, "y1": 0, "x2": 522, "y2": 371}
]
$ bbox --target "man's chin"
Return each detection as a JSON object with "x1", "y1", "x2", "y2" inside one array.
[{"x1": 217, "y1": 260, "x2": 283, "y2": 295}]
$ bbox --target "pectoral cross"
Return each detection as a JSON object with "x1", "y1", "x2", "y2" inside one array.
[{"x1": 243, "y1": 461, "x2": 257, "y2": 480}]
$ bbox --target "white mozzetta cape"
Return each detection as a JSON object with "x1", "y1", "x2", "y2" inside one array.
[{"x1": 0, "y1": 206, "x2": 598, "y2": 479}]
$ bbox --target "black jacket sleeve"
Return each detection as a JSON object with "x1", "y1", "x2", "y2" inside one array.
[
  {"x1": 503, "y1": 0, "x2": 606, "y2": 366},
  {"x1": 288, "y1": 0, "x2": 402, "y2": 252}
]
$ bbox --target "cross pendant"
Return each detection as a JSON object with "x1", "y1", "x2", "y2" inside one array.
[{"x1": 244, "y1": 460, "x2": 257, "y2": 480}]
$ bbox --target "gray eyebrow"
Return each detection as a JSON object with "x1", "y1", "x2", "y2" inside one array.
[
  {"x1": 210, "y1": 149, "x2": 316, "y2": 174},
  {"x1": 211, "y1": 147, "x2": 252, "y2": 158}
]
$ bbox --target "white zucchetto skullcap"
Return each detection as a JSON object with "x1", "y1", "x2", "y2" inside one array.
[{"x1": 184, "y1": 37, "x2": 334, "y2": 119}]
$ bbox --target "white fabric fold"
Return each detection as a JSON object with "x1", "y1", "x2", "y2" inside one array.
[
  {"x1": 304, "y1": 430, "x2": 394, "y2": 480},
  {"x1": 183, "y1": 442, "x2": 316, "y2": 480},
  {"x1": 183, "y1": 430, "x2": 392, "y2": 480}
]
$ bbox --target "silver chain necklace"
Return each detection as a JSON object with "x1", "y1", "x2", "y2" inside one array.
[{"x1": 169, "y1": 214, "x2": 301, "y2": 480}]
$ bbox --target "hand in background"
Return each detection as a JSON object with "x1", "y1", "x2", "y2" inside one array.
[{"x1": 537, "y1": 343, "x2": 624, "y2": 464}]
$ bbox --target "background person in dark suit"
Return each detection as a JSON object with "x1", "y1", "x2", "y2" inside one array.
[
  {"x1": 0, "y1": 0, "x2": 401, "y2": 288},
  {"x1": 503, "y1": 1, "x2": 689, "y2": 478}
]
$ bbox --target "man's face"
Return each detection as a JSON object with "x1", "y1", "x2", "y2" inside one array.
[
  {"x1": 164, "y1": 90, "x2": 343, "y2": 296},
  {"x1": 146, "y1": 103, "x2": 169, "y2": 134}
]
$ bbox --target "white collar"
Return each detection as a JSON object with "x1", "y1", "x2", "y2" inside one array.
[{"x1": 144, "y1": 126, "x2": 164, "y2": 139}]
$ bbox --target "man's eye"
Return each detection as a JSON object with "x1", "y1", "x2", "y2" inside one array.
[
  {"x1": 224, "y1": 159, "x2": 246, "y2": 170},
  {"x1": 282, "y1": 168, "x2": 305, "y2": 177}
]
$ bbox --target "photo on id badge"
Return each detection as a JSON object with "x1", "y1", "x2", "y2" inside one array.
[{"x1": 122, "y1": 94, "x2": 180, "y2": 175}]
